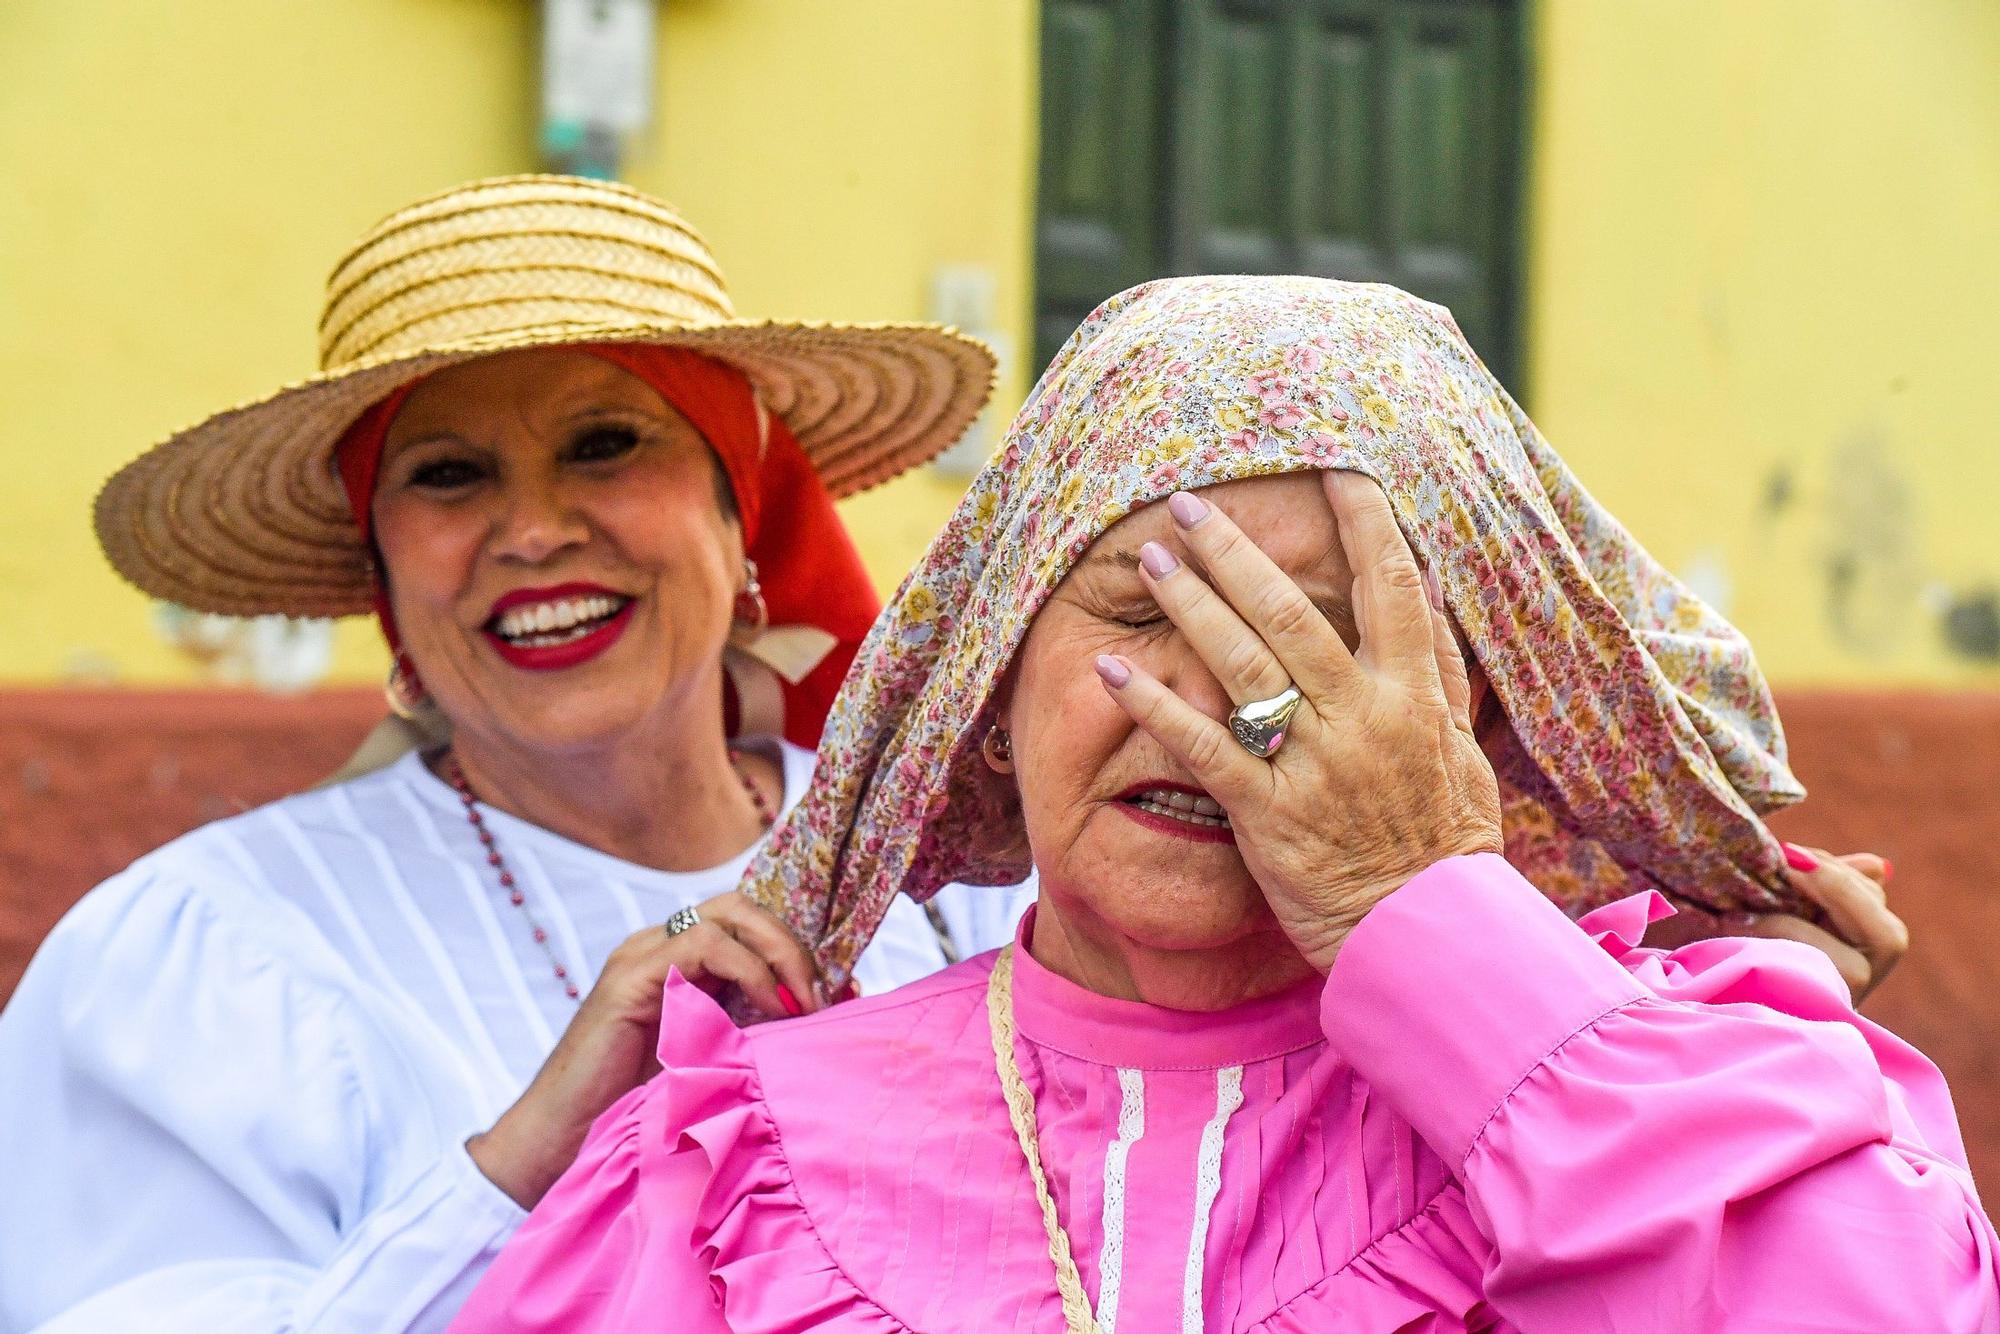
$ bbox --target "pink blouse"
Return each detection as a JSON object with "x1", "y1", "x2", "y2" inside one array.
[{"x1": 455, "y1": 855, "x2": 2000, "y2": 1331}]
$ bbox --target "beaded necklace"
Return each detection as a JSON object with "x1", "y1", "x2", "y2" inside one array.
[{"x1": 446, "y1": 751, "x2": 776, "y2": 1002}]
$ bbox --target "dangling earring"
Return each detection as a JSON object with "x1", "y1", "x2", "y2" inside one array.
[
  {"x1": 732, "y1": 558, "x2": 769, "y2": 638},
  {"x1": 981, "y1": 724, "x2": 1014, "y2": 774},
  {"x1": 385, "y1": 653, "x2": 427, "y2": 720}
]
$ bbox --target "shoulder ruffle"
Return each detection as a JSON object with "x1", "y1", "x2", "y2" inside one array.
[{"x1": 647, "y1": 975, "x2": 909, "y2": 1333}]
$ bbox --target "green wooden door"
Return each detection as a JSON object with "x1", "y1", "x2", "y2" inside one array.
[{"x1": 1036, "y1": 0, "x2": 1525, "y2": 386}]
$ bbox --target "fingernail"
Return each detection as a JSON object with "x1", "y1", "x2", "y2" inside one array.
[
  {"x1": 1168, "y1": 492, "x2": 1210, "y2": 528},
  {"x1": 1782, "y1": 842, "x2": 1819, "y2": 872},
  {"x1": 775, "y1": 983, "x2": 804, "y2": 1017},
  {"x1": 1882, "y1": 858, "x2": 1895, "y2": 882},
  {"x1": 1422, "y1": 565, "x2": 1445, "y2": 612},
  {"x1": 1095, "y1": 654, "x2": 1132, "y2": 688},
  {"x1": 1139, "y1": 541, "x2": 1180, "y2": 578}
]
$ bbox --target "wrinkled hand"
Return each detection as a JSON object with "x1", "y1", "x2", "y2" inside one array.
[
  {"x1": 468, "y1": 889, "x2": 820, "y2": 1208},
  {"x1": 1096, "y1": 473, "x2": 1503, "y2": 972}
]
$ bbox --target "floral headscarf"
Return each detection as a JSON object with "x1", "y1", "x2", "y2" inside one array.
[{"x1": 744, "y1": 276, "x2": 1805, "y2": 981}]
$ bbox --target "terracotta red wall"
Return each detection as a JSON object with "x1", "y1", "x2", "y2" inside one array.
[
  {"x1": 0, "y1": 688, "x2": 383, "y2": 1001},
  {"x1": 1761, "y1": 692, "x2": 2000, "y2": 1199},
  {"x1": 2, "y1": 687, "x2": 1996, "y2": 1193}
]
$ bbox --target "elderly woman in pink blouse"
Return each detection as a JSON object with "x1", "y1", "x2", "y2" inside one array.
[{"x1": 458, "y1": 277, "x2": 1994, "y2": 1331}]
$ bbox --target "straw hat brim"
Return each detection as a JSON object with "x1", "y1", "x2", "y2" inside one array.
[{"x1": 95, "y1": 319, "x2": 996, "y2": 619}]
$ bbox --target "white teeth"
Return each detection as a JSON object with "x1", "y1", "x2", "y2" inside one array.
[
  {"x1": 1132, "y1": 799, "x2": 1231, "y2": 828},
  {"x1": 492, "y1": 594, "x2": 627, "y2": 643},
  {"x1": 1136, "y1": 787, "x2": 1224, "y2": 817},
  {"x1": 1131, "y1": 788, "x2": 1230, "y2": 828}
]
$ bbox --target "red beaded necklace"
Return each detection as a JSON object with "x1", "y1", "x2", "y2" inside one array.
[{"x1": 446, "y1": 751, "x2": 777, "y2": 1002}]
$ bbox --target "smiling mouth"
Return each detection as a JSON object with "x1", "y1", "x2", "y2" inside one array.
[
  {"x1": 485, "y1": 592, "x2": 634, "y2": 649},
  {"x1": 1122, "y1": 786, "x2": 1232, "y2": 831}
]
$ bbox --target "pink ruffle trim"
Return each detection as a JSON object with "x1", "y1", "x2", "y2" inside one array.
[
  {"x1": 650, "y1": 975, "x2": 908, "y2": 1333},
  {"x1": 649, "y1": 975, "x2": 1511, "y2": 1333}
]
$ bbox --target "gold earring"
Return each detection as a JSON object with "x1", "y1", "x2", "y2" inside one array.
[
  {"x1": 981, "y1": 725, "x2": 1014, "y2": 773},
  {"x1": 385, "y1": 654, "x2": 426, "y2": 720}
]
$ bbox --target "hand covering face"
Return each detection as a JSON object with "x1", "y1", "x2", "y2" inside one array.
[{"x1": 743, "y1": 276, "x2": 1804, "y2": 982}]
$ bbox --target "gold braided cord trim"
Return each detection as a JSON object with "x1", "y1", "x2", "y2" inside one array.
[
  {"x1": 321, "y1": 218, "x2": 729, "y2": 339},
  {"x1": 320, "y1": 249, "x2": 728, "y2": 357},
  {"x1": 329, "y1": 276, "x2": 720, "y2": 366},
  {"x1": 337, "y1": 293, "x2": 714, "y2": 363},
  {"x1": 987, "y1": 947, "x2": 1104, "y2": 1334}
]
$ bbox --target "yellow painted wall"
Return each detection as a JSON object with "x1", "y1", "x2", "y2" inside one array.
[
  {"x1": 0, "y1": 0, "x2": 1034, "y2": 685},
  {"x1": 13, "y1": 0, "x2": 1991, "y2": 689},
  {"x1": 625, "y1": 0, "x2": 1038, "y2": 612},
  {"x1": 1, "y1": 0, "x2": 537, "y2": 684},
  {"x1": 1526, "y1": 0, "x2": 2000, "y2": 683}
]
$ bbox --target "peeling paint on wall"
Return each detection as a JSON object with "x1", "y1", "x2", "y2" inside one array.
[
  {"x1": 1821, "y1": 433, "x2": 1921, "y2": 657},
  {"x1": 1943, "y1": 588, "x2": 2000, "y2": 661}
]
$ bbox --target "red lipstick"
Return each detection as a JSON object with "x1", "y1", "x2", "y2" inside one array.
[{"x1": 481, "y1": 582, "x2": 635, "y2": 672}]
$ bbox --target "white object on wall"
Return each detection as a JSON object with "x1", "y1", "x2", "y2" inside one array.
[
  {"x1": 541, "y1": 0, "x2": 658, "y2": 177},
  {"x1": 153, "y1": 605, "x2": 336, "y2": 693},
  {"x1": 928, "y1": 264, "x2": 1014, "y2": 479}
]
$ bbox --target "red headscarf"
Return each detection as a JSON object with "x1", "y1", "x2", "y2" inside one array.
[{"x1": 334, "y1": 345, "x2": 880, "y2": 748}]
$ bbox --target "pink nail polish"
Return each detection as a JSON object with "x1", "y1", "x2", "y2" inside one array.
[
  {"x1": 1782, "y1": 842, "x2": 1819, "y2": 872},
  {"x1": 1139, "y1": 541, "x2": 1180, "y2": 578},
  {"x1": 775, "y1": 984, "x2": 804, "y2": 1017},
  {"x1": 1168, "y1": 491, "x2": 1210, "y2": 528},
  {"x1": 1882, "y1": 858, "x2": 1895, "y2": 882},
  {"x1": 1095, "y1": 655, "x2": 1132, "y2": 688}
]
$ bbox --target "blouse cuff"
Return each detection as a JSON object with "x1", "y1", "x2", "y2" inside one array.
[
  {"x1": 299, "y1": 1141, "x2": 527, "y2": 1329},
  {"x1": 1321, "y1": 852, "x2": 1648, "y2": 1166}
]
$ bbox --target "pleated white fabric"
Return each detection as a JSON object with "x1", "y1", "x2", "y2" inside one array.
[{"x1": 0, "y1": 744, "x2": 1032, "y2": 1333}]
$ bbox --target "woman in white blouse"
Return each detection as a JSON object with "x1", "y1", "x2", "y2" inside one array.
[{"x1": 0, "y1": 176, "x2": 1026, "y2": 1332}]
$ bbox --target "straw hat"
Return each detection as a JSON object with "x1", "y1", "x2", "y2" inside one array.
[{"x1": 95, "y1": 174, "x2": 997, "y2": 618}]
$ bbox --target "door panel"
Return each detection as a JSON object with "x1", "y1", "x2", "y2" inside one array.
[
  {"x1": 1036, "y1": 0, "x2": 1524, "y2": 384},
  {"x1": 1293, "y1": 5, "x2": 1395, "y2": 284},
  {"x1": 1182, "y1": 0, "x2": 1288, "y2": 273},
  {"x1": 1036, "y1": 0, "x2": 1164, "y2": 368}
]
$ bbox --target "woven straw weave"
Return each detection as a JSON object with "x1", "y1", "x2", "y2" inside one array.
[{"x1": 96, "y1": 175, "x2": 996, "y2": 618}]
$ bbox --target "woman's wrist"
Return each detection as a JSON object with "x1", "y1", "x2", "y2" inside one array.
[
  {"x1": 1289, "y1": 836, "x2": 1506, "y2": 972},
  {"x1": 467, "y1": 1103, "x2": 583, "y2": 1210}
]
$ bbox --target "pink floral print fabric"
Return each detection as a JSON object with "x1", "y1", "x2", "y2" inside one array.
[{"x1": 744, "y1": 276, "x2": 1804, "y2": 981}]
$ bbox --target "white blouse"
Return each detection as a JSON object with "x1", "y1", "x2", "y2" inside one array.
[{"x1": 0, "y1": 743, "x2": 1032, "y2": 1333}]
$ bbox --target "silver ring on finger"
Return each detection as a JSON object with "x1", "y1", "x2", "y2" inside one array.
[
  {"x1": 1228, "y1": 683, "x2": 1304, "y2": 759},
  {"x1": 663, "y1": 905, "x2": 703, "y2": 939}
]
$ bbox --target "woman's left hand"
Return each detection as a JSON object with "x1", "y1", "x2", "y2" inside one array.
[
  {"x1": 1599, "y1": 847, "x2": 1904, "y2": 1006},
  {"x1": 1097, "y1": 474, "x2": 1504, "y2": 972},
  {"x1": 1737, "y1": 847, "x2": 1905, "y2": 1005}
]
